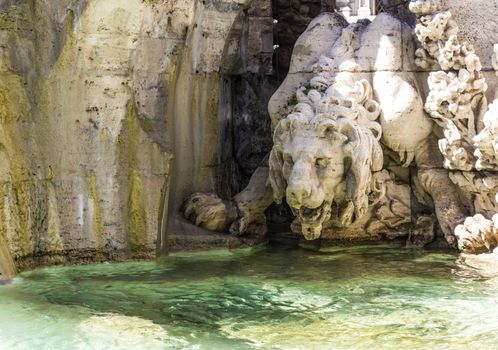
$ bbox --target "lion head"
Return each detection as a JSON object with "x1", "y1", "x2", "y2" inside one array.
[{"x1": 268, "y1": 71, "x2": 384, "y2": 240}]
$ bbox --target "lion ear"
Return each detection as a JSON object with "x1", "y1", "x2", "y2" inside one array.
[{"x1": 268, "y1": 148, "x2": 286, "y2": 203}]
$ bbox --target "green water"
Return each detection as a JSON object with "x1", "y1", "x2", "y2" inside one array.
[{"x1": 1, "y1": 245, "x2": 498, "y2": 350}]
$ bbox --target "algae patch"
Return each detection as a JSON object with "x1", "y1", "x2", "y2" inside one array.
[{"x1": 128, "y1": 169, "x2": 147, "y2": 254}]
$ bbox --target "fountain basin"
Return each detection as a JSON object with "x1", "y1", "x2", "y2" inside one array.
[{"x1": 1, "y1": 245, "x2": 497, "y2": 349}]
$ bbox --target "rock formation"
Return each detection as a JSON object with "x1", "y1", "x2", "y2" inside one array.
[{"x1": 0, "y1": 0, "x2": 258, "y2": 279}]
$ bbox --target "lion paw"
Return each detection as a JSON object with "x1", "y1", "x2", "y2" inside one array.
[
  {"x1": 183, "y1": 193, "x2": 228, "y2": 232},
  {"x1": 229, "y1": 211, "x2": 267, "y2": 237}
]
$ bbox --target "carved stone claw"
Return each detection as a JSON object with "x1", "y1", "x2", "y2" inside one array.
[
  {"x1": 229, "y1": 215, "x2": 247, "y2": 236},
  {"x1": 340, "y1": 202, "x2": 355, "y2": 227},
  {"x1": 182, "y1": 192, "x2": 261, "y2": 236},
  {"x1": 229, "y1": 204, "x2": 267, "y2": 237},
  {"x1": 436, "y1": 216, "x2": 458, "y2": 248}
]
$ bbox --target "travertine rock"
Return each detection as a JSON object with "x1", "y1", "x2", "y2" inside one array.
[
  {"x1": 1, "y1": 0, "x2": 497, "y2": 278},
  {"x1": 0, "y1": 0, "x2": 252, "y2": 277},
  {"x1": 474, "y1": 101, "x2": 498, "y2": 170},
  {"x1": 410, "y1": 0, "x2": 498, "y2": 254},
  {"x1": 411, "y1": 3, "x2": 487, "y2": 172}
]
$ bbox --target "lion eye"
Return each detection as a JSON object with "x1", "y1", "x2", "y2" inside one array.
[{"x1": 315, "y1": 158, "x2": 328, "y2": 168}]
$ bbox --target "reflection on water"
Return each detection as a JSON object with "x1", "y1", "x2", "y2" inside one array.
[{"x1": 1, "y1": 244, "x2": 497, "y2": 349}]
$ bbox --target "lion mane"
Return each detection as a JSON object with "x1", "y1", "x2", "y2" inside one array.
[{"x1": 268, "y1": 70, "x2": 384, "y2": 225}]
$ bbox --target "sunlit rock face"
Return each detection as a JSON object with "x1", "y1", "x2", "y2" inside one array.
[{"x1": 0, "y1": 0, "x2": 252, "y2": 274}]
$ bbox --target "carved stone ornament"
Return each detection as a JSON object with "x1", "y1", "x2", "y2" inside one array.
[{"x1": 410, "y1": 0, "x2": 498, "y2": 254}]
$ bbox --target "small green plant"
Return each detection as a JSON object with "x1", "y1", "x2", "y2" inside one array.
[{"x1": 287, "y1": 94, "x2": 298, "y2": 106}]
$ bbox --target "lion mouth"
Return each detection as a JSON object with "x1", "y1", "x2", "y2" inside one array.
[
  {"x1": 297, "y1": 202, "x2": 330, "y2": 225},
  {"x1": 290, "y1": 202, "x2": 332, "y2": 240}
]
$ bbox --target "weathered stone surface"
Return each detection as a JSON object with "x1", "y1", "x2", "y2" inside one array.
[
  {"x1": 0, "y1": 0, "x2": 253, "y2": 276},
  {"x1": 408, "y1": 0, "x2": 498, "y2": 254},
  {"x1": 446, "y1": 0, "x2": 498, "y2": 71}
]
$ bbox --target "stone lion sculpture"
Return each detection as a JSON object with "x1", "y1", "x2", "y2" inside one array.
[
  {"x1": 183, "y1": 11, "x2": 469, "y2": 247},
  {"x1": 267, "y1": 70, "x2": 384, "y2": 240}
]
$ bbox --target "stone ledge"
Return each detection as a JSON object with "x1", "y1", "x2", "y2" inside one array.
[
  {"x1": 13, "y1": 246, "x2": 156, "y2": 273},
  {"x1": 168, "y1": 214, "x2": 267, "y2": 252}
]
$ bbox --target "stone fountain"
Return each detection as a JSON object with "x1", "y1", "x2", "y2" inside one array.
[
  {"x1": 184, "y1": 0, "x2": 498, "y2": 258},
  {"x1": 0, "y1": 0, "x2": 497, "y2": 279}
]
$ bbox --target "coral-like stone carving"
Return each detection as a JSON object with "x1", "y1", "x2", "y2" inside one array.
[
  {"x1": 411, "y1": 1, "x2": 487, "y2": 172},
  {"x1": 474, "y1": 101, "x2": 498, "y2": 170},
  {"x1": 409, "y1": 0, "x2": 445, "y2": 15},
  {"x1": 449, "y1": 171, "x2": 498, "y2": 220},
  {"x1": 450, "y1": 170, "x2": 498, "y2": 253},
  {"x1": 410, "y1": 1, "x2": 498, "y2": 254},
  {"x1": 455, "y1": 214, "x2": 498, "y2": 254}
]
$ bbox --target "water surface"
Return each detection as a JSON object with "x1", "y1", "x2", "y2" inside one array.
[{"x1": 1, "y1": 244, "x2": 497, "y2": 349}]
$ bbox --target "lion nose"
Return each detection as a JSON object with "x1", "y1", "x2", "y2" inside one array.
[{"x1": 287, "y1": 185, "x2": 311, "y2": 205}]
